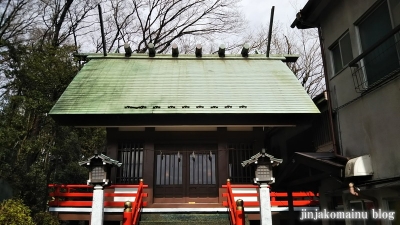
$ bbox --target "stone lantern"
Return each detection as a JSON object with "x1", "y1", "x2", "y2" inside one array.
[
  {"x1": 242, "y1": 148, "x2": 282, "y2": 225},
  {"x1": 79, "y1": 152, "x2": 121, "y2": 186},
  {"x1": 79, "y1": 152, "x2": 121, "y2": 225},
  {"x1": 242, "y1": 148, "x2": 282, "y2": 184}
]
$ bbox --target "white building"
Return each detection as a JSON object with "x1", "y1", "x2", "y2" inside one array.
[{"x1": 291, "y1": 0, "x2": 400, "y2": 225}]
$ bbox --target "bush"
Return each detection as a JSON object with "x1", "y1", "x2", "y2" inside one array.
[
  {"x1": 0, "y1": 198, "x2": 35, "y2": 225},
  {"x1": 33, "y1": 212, "x2": 59, "y2": 225}
]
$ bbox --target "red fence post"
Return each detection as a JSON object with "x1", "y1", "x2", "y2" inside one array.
[
  {"x1": 132, "y1": 179, "x2": 144, "y2": 225},
  {"x1": 226, "y1": 179, "x2": 236, "y2": 225},
  {"x1": 123, "y1": 201, "x2": 133, "y2": 225},
  {"x1": 235, "y1": 199, "x2": 245, "y2": 225}
]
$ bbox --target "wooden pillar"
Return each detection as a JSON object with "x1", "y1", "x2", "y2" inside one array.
[
  {"x1": 106, "y1": 128, "x2": 119, "y2": 184},
  {"x1": 143, "y1": 141, "x2": 154, "y2": 205},
  {"x1": 253, "y1": 127, "x2": 266, "y2": 154},
  {"x1": 143, "y1": 142, "x2": 154, "y2": 188},
  {"x1": 217, "y1": 126, "x2": 228, "y2": 185},
  {"x1": 218, "y1": 141, "x2": 228, "y2": 187},
  {"x1": 108, "y1": 144, "x2": 118, "y2": 184},
  {"x1": 217, "y1": 128, "x2": 228, "y2": 204}
]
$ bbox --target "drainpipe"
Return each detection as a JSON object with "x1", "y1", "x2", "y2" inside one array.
[
  {"x1": 292, "y1": 17, "x2": 340, "y2": 156},
  {"x1": 317, "y1": 26, "x2": 339, "y2": 155}
]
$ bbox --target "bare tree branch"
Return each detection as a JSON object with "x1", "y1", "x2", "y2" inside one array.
[
  {"x1": 242, "y1": 21, "x2": 324, "y2": 98},
  {"x1": 0, "y1": 0, "x2": 39, "y2": 44},
  {"x1": 90, "y1": 0, "x2": 244, "y2": 54}
]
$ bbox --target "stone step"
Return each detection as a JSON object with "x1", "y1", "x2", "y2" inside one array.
[
  {"x1": 139, "y1": 222, "x2": 230, "y2": 225},
  {"x1": 140, "y1": 212, "x2": 229, "y2": 222},
  {"x1": 139, "y1": 212, "x2": 251, "y2": 225}
]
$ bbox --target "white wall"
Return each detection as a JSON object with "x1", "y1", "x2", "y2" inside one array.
[{"x1": 319, "y1": 0, "x2": 400, "y2": 179}]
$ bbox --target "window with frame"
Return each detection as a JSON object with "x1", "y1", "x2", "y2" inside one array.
[
  {"x1": 331, "y1": 32, "x2": 354, "y2": 75},
  {"x1": 389, "y1": 0, "x2": 400, "y2": 27},
  {"x1": 357, "y1": 1, "x2": 399, "y2": 86},
  {"x1": 228, "y1": 143, "x2": 255, "y2": 184},
  {"x1": 116, "y1": 142, "x2": 143, "y2": 184}
]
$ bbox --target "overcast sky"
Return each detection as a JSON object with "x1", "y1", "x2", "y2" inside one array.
[{"x1": 238, "y1": 0, "x2": 308, "y2": 30}]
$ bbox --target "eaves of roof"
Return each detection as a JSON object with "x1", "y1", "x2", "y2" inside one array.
[
  {"x1": 50, "y1": 54, "x2": 319, "y2": 126},
  {"x1": 290, "y1": 0, "x2": 333, "y2": 29}
]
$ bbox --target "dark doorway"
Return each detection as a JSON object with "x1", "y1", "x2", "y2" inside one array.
[{"x1": 153, "y1": 143, "x2": 218, "y2": 203}]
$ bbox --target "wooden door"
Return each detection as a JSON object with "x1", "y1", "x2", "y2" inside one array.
[{"x1": 153, "y1": 144, "x2": 218, "y2": 203}]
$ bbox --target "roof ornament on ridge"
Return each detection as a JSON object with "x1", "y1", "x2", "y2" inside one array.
[
  {"x1": 241, "y1": 43, "x2": 249, "y2": 57},
  {"x1": 172, "y1": 43, "x2": 179, "y2": 57},
  {"x1": 195, "y1": 44, "x2": 202, "y2": 58},
  {"x1": 124, "y1": 43, "x2": 132, "y2": 57},
  {"x1": 218, "y1": 44, "x2": 225, "y2": 57},
  {"x1": 148, "y1": 43, "x2": 156, "y2": 57}
]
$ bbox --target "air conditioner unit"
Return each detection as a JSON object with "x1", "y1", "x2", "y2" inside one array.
[{"x1": 345, "y1": 155, "x2": 373, "y2": 177}]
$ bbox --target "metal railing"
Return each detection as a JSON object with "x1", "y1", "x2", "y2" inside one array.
[{"x1": 349, "y1": 24, "x2": 400, "y2": 93}]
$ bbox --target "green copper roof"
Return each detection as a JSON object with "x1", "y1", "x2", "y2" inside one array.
[{"x1": 50, "y1": 54, "x2": 319, "y2": 115}]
